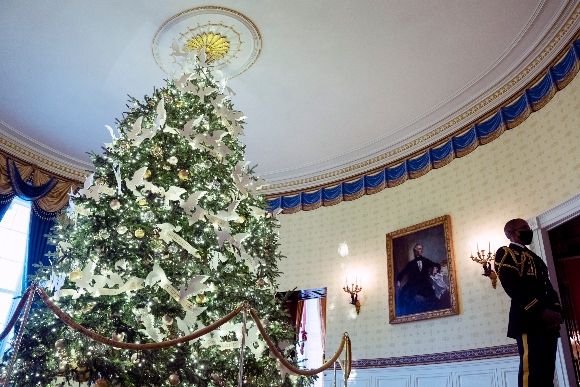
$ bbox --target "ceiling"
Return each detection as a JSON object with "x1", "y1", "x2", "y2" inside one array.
[{"x1": 0, "y1": 1, "x2": 577, "y2": 191}]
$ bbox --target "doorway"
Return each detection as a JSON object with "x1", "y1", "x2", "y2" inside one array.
[{"x1": 548, "y1": 217, "x2": 580, "y2": 385}]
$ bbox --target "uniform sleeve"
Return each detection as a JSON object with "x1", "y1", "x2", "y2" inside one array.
[
  {"x1": 538, "y1": 258, "x2": 562, "y2": 313},
  {"x1": 494, "y1": 247, "x2": 546, "y2": 318}
]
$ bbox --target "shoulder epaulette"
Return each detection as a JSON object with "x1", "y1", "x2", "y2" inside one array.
[{"x1": 495, "y1": 246, "x2": 527, "y2": 278}]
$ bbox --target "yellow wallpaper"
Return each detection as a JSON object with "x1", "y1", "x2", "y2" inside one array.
[{"x1": 276, "y1": 73, "x2": 580, "y2": 360}]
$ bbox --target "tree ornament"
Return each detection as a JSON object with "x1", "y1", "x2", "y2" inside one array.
[
  {"x1": 167, "y1": 244, "x2": 179, "y2": 254},
  {"x1": 111, "y1": 331, "x2": 125, "y2": 342},
  {"x1": 99, "y1": 229, "x2": 110, "y2": 239},
  {"x1": 58, "y1": 360, "x2": 67, "y2": 373},
  {"x1": 223, "y1": 264, "x2": 234, "y2": 273},
  {"x1": 143, "y1": 169, "x2": 152, "y2": 179},
  {"x1": 119, "y1": 141, "x2": 129, "y2": 150},
  {"x1": 235, "y1": 215, "x2": 246, "y2": 224},
  {"x1": 134, "y1": 229, "x2": 145, "y2": 238},
  {"x1": 178, "y1": 170, "x2": 189, "y2": 180},
  {"x1": 54, "y1": 339, "x2": 65, "y2": 350},
  {"x1": 195, "y1": 294, "x2": 206, "y2": 304},
  {"x1": 116, "y1": 225, "x2": 128, "y2": 235},
  {"x1": 151, "y1": 238, "x2": 164, "y2": 253},
  {"x1": 168, "y1": 156, "x2": 178, "y2": 165},
  {"x1": 202, "y1": 160, "x2": 212, "y2": 168},
  {"x1": 151, "y1": 145, "x2": 163, "y2": 158},
  {"x1": 165, "y1": 95, "x2": 173, "y2": 103},
  {"x1": 176, "y1": 100, "x2": 183, "y2": 108},
  {"x1": 168, "y1": 374, "x2": 180, "y2": 385},
  {"x1": 162, "y1": 315, "x2": 174, "y2": 325},
  {"x1": 212, "y1": 180, "x2": 221, "y2": 189},
  {"x1": 69, "y1": 270, "x2": 83, "y2": 281},
  {"x1": 109, "y1": 199, "x2": 121, "y2": 210},
  {"x1": 255, "y1": 278, "x2": 266, "y2": 289},
  {"x1": 141, "y1": 210, "x2": 155, "y2": 222},
  {"x1": 138, "y1": 198, "x2": 148, "y2": 206},
  {"x1": 95, "y1": 378, "x2": 108, "y2": 387},
  {"x1": 163, "y1": 165, "x2": 171, "y2": 170},
  {"x1": 131, "y1": 353, "x2": 141, "y2": 365}
]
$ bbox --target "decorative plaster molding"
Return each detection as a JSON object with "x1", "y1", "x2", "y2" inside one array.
[
  {"x1": 266, "y1": 27, "x2": 580, "y2": 213},
  {"x1": 0, "y1": 120, "x2": 89, "y2": 182},
  {"x1": 261, "y1": 2, "x2": 580, "y2": 195}
]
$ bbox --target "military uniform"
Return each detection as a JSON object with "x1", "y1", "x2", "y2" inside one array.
[{"x1": 494, "y1": 243, "x2": 562, "y2": 387}]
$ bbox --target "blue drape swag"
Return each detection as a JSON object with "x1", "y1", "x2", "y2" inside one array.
[{"x1": 0, "y1": 156, "x2": 77, "y2": 293}]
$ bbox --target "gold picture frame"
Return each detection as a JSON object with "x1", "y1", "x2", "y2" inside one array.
[{"x1": 386, "y1": 215, "x2": 459, "y2": 324}]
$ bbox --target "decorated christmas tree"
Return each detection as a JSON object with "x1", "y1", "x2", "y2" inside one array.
[{"x1": 0, "y1": 53, "x2": 322, "y2": 387}]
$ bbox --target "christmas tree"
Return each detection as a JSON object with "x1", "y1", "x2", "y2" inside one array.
[{"x1": 2, "y1": 54, "x2": 315, "y2": 387}]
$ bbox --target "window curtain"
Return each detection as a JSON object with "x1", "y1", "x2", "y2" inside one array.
[
  {"x1": 0, "y1": 193, "x2": 15, "y2": 222},
  {"x1": 0, "y1": 156, "x2": 77, "y2": 292}
]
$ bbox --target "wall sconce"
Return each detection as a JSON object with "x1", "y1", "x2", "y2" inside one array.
[
  {"x1": 470, "y1": 242, "x2": 498, "y2": 288},
  {"x1": 343, "y1": 278, "x2": 362, "y2": 314}
]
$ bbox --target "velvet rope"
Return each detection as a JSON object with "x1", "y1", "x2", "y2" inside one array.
[
  {"x1": 249, "y1": 308, "x2": 351, "y2": 377},
  {"x1": 0, "y1": 286, "x2": 35, "y2": 342},
  {"x1": 36, "y1": 287, "x2": 243, "y2": 351},
  {"x1": 2, "y1": 284, "x2": 35, "y2": 387}
]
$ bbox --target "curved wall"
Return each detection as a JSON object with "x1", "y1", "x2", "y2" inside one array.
[{"x1": 276, "y1": 72, "x2": 580, "y2": 361}]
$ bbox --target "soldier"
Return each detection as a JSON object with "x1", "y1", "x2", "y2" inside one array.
[{"x1": 494, "y1": 218, "x2": 563, "y2": 387}]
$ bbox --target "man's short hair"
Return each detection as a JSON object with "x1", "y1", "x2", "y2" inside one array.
[{"x1": 504, "y1": 218, "x2": 526, "y2": 239}]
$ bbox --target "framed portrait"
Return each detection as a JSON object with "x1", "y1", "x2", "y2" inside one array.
[{"x1": 386, "y1": 215, "x2": 458, "y2": 324}]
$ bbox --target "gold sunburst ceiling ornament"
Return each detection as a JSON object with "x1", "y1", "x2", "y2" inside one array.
[
  {"x1": 184, "y1": 32, "x2": 230, "y2": 63},
  {"x1": 152, "y1": 7, "x2": 261, "y2": 79}
]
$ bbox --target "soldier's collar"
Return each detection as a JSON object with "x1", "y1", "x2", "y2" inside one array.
[{"x1": 511, "y1": 242, "x2": 526, "y2": 249}]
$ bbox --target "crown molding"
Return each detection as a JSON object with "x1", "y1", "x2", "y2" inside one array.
[{"x1": 0, "y1": 119, "x2": 90, "y2": 182}]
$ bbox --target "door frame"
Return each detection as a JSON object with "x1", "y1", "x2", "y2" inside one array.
[{"x1": 529, "y1": 192, "x2": 580, "y2": 387}]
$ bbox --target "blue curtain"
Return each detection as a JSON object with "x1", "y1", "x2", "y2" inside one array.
[
  {"x1": 4, "y1": 158, "x2": 61, "y2": 292},
  {"x1": 22, "y1": 203, "x2": 58, "y2": 291},
  {"x1": 0, "y1": 193, "x2": 15, "y2": 223}
]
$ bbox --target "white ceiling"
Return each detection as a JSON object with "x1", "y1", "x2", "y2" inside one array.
[{"x1": 0, "y1": 1, "x2": 576, "y2": 189}]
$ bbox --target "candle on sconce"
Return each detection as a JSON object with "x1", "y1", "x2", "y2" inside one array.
[
  {"x1": 488, "y1": 242, "x2": 491, "y2": 254},
  {"x1": 470, "y1": 243, "x2": 473, "y2": 256}
]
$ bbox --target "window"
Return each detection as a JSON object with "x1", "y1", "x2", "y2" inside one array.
[{"x1": 0, "y1": 197, "x2": 31, "y2": 354}]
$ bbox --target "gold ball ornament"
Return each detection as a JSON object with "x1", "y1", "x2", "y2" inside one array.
[
  {"x1": 95, "y1": 378, "x2": 108, "y2": 387},
  {"x1": 195, "y1": 294, "x2": 206, "y2": 304},
  {"x1": 151, "y1": 145, "x2": 163, "y2": 158},
  {"x1": 54, "y1": 339, "x2": 65, "y2": 350},
  {"x1": 176, "y1": 100, "x2": 183, "y2": 108},
  {"x1": 95, "y1": 178, "x2": 105, "y2": 186},
  {"x1": 169, "y1": 374, "x2": 180, "y2": 385},
  {"x1": 162, "y1": 315, "x2": 174, "y2": 325},
  {"x1": 143, "y1": 169, "x2": 152, "y2": 179},
  {"x1": 138, "y1": 198, "x2": 148, "y2": 206},
  {"x1": 134, "y1": 229, "x2": 145, "y2": 238},
  {"x1": 235, "y1": 215, "x2": 246, "y2": 224},
  {"x1": 178, "y1": 170, "x2": 189, "y2": 180},
  {"x1": 69, "y1": 271, "x2": 83, "y2": 281}
]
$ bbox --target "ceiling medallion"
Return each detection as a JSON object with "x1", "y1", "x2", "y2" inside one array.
[{"x1": 153, "y1": 7, "x2": 261, "y2": 79}]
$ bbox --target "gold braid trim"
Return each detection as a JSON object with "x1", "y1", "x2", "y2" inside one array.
[
  {"x1": 249, "y1": 308, "x2": 351, "y2": 377},
  {"x1": 36, "y1": 287, "x2": 243, "y2": 350},
  {"x1": 495, "y1": 247, "x2": 527, "y2": 278}
]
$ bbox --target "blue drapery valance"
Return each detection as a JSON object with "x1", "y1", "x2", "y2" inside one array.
[{"x1": 267, "y1": 37, "x2": 580, "y2": 214}]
